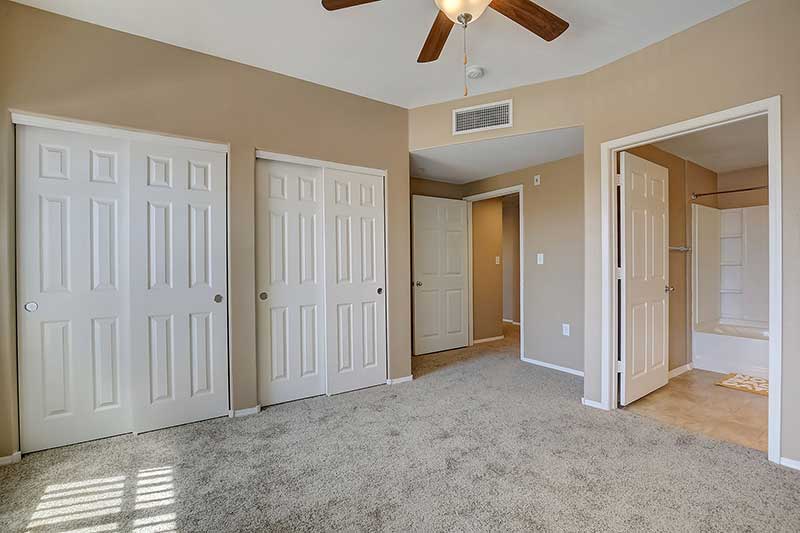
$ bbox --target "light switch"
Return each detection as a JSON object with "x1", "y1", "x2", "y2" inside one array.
[
  {"x1": 562, "y1": 323, "x2": 571, "y2": 336},
  {"x1": 534, "y1": 175, "x2": 541, "y2": 186},
  {"x1": 536, "y1": 253, "x2": 544, "y2": 265},
  {"x1": 495, "y1": 256, "x2": 501, "y2": 265}
]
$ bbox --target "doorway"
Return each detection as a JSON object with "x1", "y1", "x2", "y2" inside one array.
[
  {"x1": 465, "y1": 185, "x2": 525, "y2": 359},
  {"x1": 597, "y1": 97, "x2": 783, "y2": 464}
]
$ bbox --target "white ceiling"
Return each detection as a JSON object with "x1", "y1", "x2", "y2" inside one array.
[
  {"x1": 13, "y1": 0, "x2": 749, "y2": 108},
  {"x1": 655, "y1": 115, "x2": 768, "y2": 173},
  {"x1": 410, "y1": 126, "x2": 582, "y2": 183}
]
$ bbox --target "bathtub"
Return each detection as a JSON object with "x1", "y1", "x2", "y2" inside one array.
[{"x1": 692, "y1": 320, "x2": 769, "y2": 378}]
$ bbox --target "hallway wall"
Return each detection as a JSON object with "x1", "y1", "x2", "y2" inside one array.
[{"x1": 472, "y1": 197, "x2": 504, "y2": 340}]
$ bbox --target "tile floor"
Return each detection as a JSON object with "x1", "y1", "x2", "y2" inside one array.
[{"x1": 625, "y1": 369, "x2": 768, "y2": 451}]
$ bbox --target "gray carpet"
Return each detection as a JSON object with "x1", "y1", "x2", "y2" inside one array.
[{"x1": 2, "y1": 327, "x2": 799, "y2": 532}]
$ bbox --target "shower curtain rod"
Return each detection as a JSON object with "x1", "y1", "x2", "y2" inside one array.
[{"x1": 691, "y1": 185, "x2": 768, "y2": 200}]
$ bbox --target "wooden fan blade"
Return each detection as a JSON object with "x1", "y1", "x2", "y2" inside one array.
[
  {"x1": 489, "y1": 0, "x2": 568, "y2": 41},
  {"x1": 418, "y1": 11, "x2": 454, "y2": 63},
  {"x1": 322, "y1": 0, "x2": 380, "y2": 11}
]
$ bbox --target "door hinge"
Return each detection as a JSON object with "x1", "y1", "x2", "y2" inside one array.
[
  {"x1": 616, "y1": 360, "x2": 625, "y2": 373},
  {"x1": 615, "y1": 174, "x2": 623, "y2": 187},
  {"x1": 615, "y1": 267, "x2": 623, "y2": 280}
]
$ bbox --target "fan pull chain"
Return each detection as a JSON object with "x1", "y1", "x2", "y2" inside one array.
[{"x1": 463, "y1": 20, "x2": 469, "y2": 96}]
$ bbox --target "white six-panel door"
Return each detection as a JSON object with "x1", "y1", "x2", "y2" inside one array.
[
  {"x1": 17, "y1": 126, "x2": 132, "y2": 452},
  {"x1": 256, "y1": 160, "x2": 326, "y2": 405},
  {"x1": 620, "y1": 152, "x2": 670, "y2": 405},
  {"x1": 412, "y1": 195, "x2": 469, "y2": 355},
  {"x1": 18, "y1": 123, "x2": 230, "y2": 451},
  {"x1": 130, "y1": 142, "x2": 229, "y2": 432},
  {"x1": 324, "y1": 168, "x2": 388, "y2": 395}
]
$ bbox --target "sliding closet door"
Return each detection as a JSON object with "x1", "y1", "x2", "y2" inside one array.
[
  {"x1": 256, "y1": 160, "x2": 326, "y2": 405},
  {"x1": 324, "y1": 168, "x2": 388, "y2": 395},
  {"x1": 17, "y1": 126, "x2": 132, "y2": 452},
  {"x1": 130, "y1": 142, "x2": 229, "y2": 432}
]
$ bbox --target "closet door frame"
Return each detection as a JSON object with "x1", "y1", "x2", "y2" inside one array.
[
  {"x1": 255, "y1": 150, "x2": 390, "y2": 395},
  {"x1": 12, "y1": 112, "x2": 232, "y2": 446}
]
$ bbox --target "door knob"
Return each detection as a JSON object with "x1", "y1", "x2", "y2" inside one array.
[
  {"x1": 665, "y1": 286, "x2": 675, "y2": 293},
  {"x1": 259, "y1": 292, "x2": 268, "y2": 301},
  {"x1": 377, "y1": 288, "x2": 383, "y2": 295},
  {"x1": 415, "y1": 281, "x2": 423, "y2": 287},
  {"x1": 24, "y1": 301, "x2": 38, "y2": 313},
  {"x1": 214, "y1": 294, "x2": 224, "y2": 303}
]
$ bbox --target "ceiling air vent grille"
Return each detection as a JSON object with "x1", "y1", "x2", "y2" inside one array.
[{"x1": 452, "y1": 99, "x2": 513, "y2": 136}]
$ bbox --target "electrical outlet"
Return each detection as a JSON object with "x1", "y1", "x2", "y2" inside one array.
[
  {"x1": 495, "y1": 256, "x2": 501, "y2": 265},
  {"x1": 562, "y1": 323, "x2": 570, "y2": 336},
  {"x1": 536, "y1": 253, "x2": 544, "y2": 265},
  {"x1": 534, "y1": 175, "x2": 541, "y2": 186}
]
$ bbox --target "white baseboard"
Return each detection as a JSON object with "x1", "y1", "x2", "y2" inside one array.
[
  {"x1": 521, "y1": 356, "x2": 584, "y2": 377},
  {"x1": 581, "y1": 397, "x2": 608, "y2": 410},
  {"x1": 474, "y1": 335, "x2": 504, "y2": 344},
  {"x1": 0, "y1": 451, "x2": 21, "y2": 466},
  {"x1": 668, "y1": 363, "x2": 694, "y2": 379},
  {"x1": 230, "y1": 405, "x2": 261, "y2": 418},
  {"x1": 386, "y1": 375, "x2": 413, "y2": 385},
  {"x1": 780, "y1": 457, "x2": 800, "y2": 472}
]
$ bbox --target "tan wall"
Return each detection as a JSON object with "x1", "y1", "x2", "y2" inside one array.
[
  {"x1": 410, "y1": 177, "x2": 465, "y2": 199},
  {"x1": 627, "y1": 146, "x2": 718, "y2": 371},
  {"x1": 502, "y1": 197, "x2": 521, "y2": 323},
  {"x1": 718, "y1": 165, "x2": 769, "y2": 208},
  {"x1": 0, "y1": 1, "x2": 411, "y2": 457},
  {"x1": 409, "y1": 0, "x2": 800, "y2": 459},
  {"x1": 463, "y1": 155, "x2": 585, "y2": 371},
  {"x1": 472, "y1": 198, "x2": 504, "y2": 340}
]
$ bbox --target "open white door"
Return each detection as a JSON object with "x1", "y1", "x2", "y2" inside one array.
[
  {"x1": 412, "y1": 195, "x2": 469, "y2": 355},
  {"x1": 324, "y1": 168, "x2": 388, "y2": 395},
  {"x1": 620, "y1": 152, "x2": 669, "y2": 405},
  {"x1": 130, "y1": 142, "x2": 229, "y2": 432},
  {"x1": 256, "y1": 160, "x2": 326, "y2": 405}
]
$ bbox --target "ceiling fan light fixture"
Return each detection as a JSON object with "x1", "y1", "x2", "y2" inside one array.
[{"x1": 434, "y1": 0, "x2": 493, "y2": 25}]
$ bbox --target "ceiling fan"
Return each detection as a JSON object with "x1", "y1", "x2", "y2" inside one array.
[{"x1": 321, "y1": 0, "x2": 569, "y2": 64}]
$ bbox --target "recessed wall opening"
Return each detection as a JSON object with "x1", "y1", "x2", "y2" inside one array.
[{"x1": 409, "y1": 127, "x2": 585, "y2": 382}]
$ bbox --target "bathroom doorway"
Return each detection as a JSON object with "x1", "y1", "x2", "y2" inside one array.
[{"x1": 598, "y1": 99, "x2": 782, "y2": 461}]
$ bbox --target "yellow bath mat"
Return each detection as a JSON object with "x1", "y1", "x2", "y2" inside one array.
[{"x1": 716, "y1": 373, "x2": 768, "y2": 396}]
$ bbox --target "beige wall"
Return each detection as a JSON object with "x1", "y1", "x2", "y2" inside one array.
[
  {"x1": 409, "y1": 0, "x2": 800, "y2": 460},
  {"x1": 463, "y1": 155, "x2": 585, "y2": 372},
  {"x1": 0, "y1": 1, "x2": 411, "y2": 457},
  {"x1": 472, "y1": 198, "x2": 504, "y2": 340},
  {"x1": 410, "y1": 177, "x2": 464, "y2": 199},
  {"x1": 718, "y1": 165, "x2": 769, "y2": 208},
  {"x1": 502, "y1": 197, "x2": 521, "y2": 323}
]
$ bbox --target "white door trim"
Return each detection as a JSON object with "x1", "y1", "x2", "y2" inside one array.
[
  {"x1": 255, "y1": 150, "x2": 386, "y2": 177},
  {"x1": 596, "y1": 96, "x2": 782, "y2": 464},
  {"x1": 11, "y1": 111, "x2": 229, "y2": 153},
  {"x1": 464, "y1": 184, "x2": 524, "y2": 361}
]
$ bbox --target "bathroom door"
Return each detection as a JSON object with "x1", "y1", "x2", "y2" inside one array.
[{"x1": 620, "y1": 152, "x2": 670, "y2": 405}]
